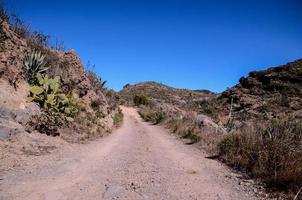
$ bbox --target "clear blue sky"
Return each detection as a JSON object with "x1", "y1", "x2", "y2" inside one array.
[{"x1": 3, "y1": 0, "x2": 302, "y2": 92}]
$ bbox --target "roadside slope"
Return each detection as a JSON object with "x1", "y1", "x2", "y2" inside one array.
[{"x1": 0, "y1": 107, "x2": 260, "y2": 200}]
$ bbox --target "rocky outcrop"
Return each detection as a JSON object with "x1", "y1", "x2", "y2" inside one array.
[
  {"x1": 0, "y1": 15, "x2": 118, "y2": 140},
  {"x1": 220, "y1": 59, "x2": 302, "y2": 121},
  {"x1": 0, "y1": 21, "x2": 27, "y2": 86}
]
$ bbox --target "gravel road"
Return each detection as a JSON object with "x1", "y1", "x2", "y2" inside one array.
[{"x1": 0, "y1": 107, "x2": 258, "y2": 200}]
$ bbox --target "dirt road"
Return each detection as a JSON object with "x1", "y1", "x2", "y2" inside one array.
[{"x1": 0, "y1": 107, "x2": 258, "y2": 200}]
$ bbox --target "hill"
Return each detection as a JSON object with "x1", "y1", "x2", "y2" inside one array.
[
  {"x1": 0, "y1": 5, "x2": 121, "y2": 171},
  {"x1": 120, "y1": 81, "x2": 216, "y2": 111},
  {"x1": 120, "y1": 60, "x2": 302, "y2": 198},
  {"x1": 198, "y1": 59, "x2": 302, "y2": 127}
]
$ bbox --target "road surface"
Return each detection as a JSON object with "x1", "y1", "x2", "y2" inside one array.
[{"x1": 0, "y1": 107, "x2": 258, "y2": 200}]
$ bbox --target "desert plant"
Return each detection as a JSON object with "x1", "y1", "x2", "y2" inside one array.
[
  {"x1": 0, "y1": 3, "x2": 8, "y2": 21},
  {"x1": 23, "y1": 50, "x2": 49, "y2": 84},
  {"x1": 219, "y1": 118, "x2": 302, "y2": 195},
  {"x1": 87, "y1": 70, "x2": 107, "y2": 91},
  {"x1": 28, "y1": 73, "x2": 78, "y2": 121},
  {"x1": 138, "y1": 108, "x2": 166, "y2": 125},
  {"x1": 134, "y1": 94, "x2": 148, "y2": 106},
  {"x1": 113, "y1": 111, "x2": 124, "y2": 127},
  {"x1": 99, "y1": 77, "x2": 107, "y2": 88},
  {"x1": 35, "y1": 110, "x2": 64, "y2": 136},
  {"x1": 90, "y1": 98, "x2": 103, "y2": 111}
]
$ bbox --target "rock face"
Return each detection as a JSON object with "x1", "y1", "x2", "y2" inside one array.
[
  {"x1": 0, "y1": 14, "x2": 117, "y2": 140},
  {"x1": 219, "y1": 59, "x2": 302, "y2": 122},
  {"x1": 0, "y1": 21, "x2": 27, "y2": 85}
]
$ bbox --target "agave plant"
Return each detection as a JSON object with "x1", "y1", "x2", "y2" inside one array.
[
  {"x1": 23, "y1": 50, "x2": 49, "y2": 83},
  {"x1": 99, "y1": 77, "x2": 107, "y2": 89}
]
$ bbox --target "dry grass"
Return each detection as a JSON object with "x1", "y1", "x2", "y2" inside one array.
[
  {"x1": 138, "y1": 107, "x2": 166, "y2": 125},
  {"x1": 138, "y1": 106, "x2": 223, "y2": 153},
  {"x1": 219, "y1": 118, "x2": 302, "y2": 197}
]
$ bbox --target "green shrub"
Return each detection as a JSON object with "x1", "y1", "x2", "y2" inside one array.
[
  {"x1": 219, "y1": 118, "x2": 302, "y2": 194},
  {"x1": 133, "y1": 94, "x2": 148, "y2": 106},
  {"x1": 138, "y1": 108, "x2": 166, "y2": 125},
  {"x1": 113, "y1": 111, "x2": 124, "y2": 127},
  {"x1": 23, "y1": 50, "x2": 49, "y2": 84},
  {"x1": 87, "y1": 70, "x2": 107, "y2": 91},
  {"x1": 91, "y1": 99, "x2": 103, "y2": 111},
  {"x1": 28, "y1": 73, "x2": 78, "y2": 121}
]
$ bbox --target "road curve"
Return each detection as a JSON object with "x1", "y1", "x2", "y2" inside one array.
[{"x1": 0, "y1": 107, "x2": 258, "y2": 200}]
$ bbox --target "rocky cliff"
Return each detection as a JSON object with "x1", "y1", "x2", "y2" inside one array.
[
  {"x1": 0, "y1": 12, "x2": 119, "y2": 141},
  {"x1": 199, "y1": 59, "x2": 302, "y2": 127}
]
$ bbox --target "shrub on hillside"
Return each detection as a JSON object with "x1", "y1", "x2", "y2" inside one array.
[
  {"x1": 87, "y1": 70, "x2": 107, "y2": 91},
  {"x1": 35, "y1": 110, "x2": 65, "y2": 136},
  {"x1": 113, "y1": 110, "x2": 124, "y2": 127},
  {"x1": 138, "y1": 108, "x2": 166, "y2": 125},
  {"x1": 165, "y1": 115, "x2": 201, "y2": 145},
  {"x1": 90, "y1": 98, "x2": 103, "y2": 111},
  {"x1": 133, "y1": 94, "x2": 148, "y2": 106},
  {"x1": 218, "y1": 118, "x2": 302, "y2": 195}
]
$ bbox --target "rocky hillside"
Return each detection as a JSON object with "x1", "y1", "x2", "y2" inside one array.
[
  {"x1": 120, "y1": 81, "x2": 216, "y2": 111},
  {"x1": 120, "y1": 81, "x2": 225, "y2": 150},
  {"x1": 0, "y1": 5, "x2": 121, "y2": 171},
  {"x1": 120, "y1": 61, "x2": 302, "y2": 198},
  {"x1": 198, "y1": 59, "x2": 302, "y2": 127}
]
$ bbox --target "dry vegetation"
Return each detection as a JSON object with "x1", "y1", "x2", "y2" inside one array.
[
  {"x1": 120, "y1": 61, "x2": 302, "y2": 198},
  {"x1": 219, "y1": 118, "x2": 302, "y2": 198}
]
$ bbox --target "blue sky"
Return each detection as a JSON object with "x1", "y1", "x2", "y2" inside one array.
[{"x1": 3, "y1": 0, "x2": 302, "y2": 92}]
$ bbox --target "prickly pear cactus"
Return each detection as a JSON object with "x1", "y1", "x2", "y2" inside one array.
[{"x1": 28, "y1": 73, "x2": 78, "y2": 122}]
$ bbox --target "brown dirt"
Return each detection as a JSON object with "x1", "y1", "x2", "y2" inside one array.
[{"x1": 0, "y1": 107, "x2": 261, "y2": 200}]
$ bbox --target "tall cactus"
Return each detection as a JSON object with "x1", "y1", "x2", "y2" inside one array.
[{"x1": 23, "y1": 49, "x2": 49, "y2": 83}]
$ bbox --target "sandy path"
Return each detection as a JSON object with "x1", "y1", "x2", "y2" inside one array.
[{"x1": 0, "y1": 107, "x2": 258, "y2": 200}]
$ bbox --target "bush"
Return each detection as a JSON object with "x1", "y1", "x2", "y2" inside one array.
[
  {"x1": 113, "y1": 111, "x2": 124, "y2": 127},
  {"x1": 87, "y1": 70, "x2": 107, "y2": 91},
  {"x1": 90, "y1": 98, "x2": 103, "y2": 111},
  {"x1": 133, "y1": 94, "x2": 148, "y2": 106},
  {"x1": 219, "y1": 118, "x2": 302, "y2": 195},
  {"x1": 35, "y1": 110, "x2": 64, "y2": 136},
  {"x1": 138, "y1": 108, "x2": 166, "y2": 125}
]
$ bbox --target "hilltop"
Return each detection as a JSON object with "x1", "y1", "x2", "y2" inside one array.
[{"x1": 120, "y1": 81, "x2": 216, "y2": 111}]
